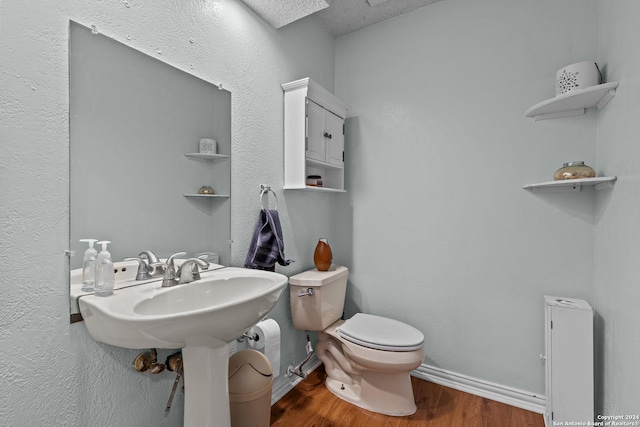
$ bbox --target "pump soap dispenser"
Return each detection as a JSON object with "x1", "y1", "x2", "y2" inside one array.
[
  {"x1": 95, "y1": 240, "x2": 115, "y2": 297},
  {"x1": 80, "y1": 239, "x2": 98, "y2": 292}
]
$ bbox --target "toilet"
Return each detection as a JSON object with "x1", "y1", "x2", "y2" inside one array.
[{"x1": 289, "y1": 265, "x2": 425, "y2": 416}]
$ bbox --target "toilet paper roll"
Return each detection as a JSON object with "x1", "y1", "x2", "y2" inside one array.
[{"x1": 248, "y1": 318, "x2": 281, "y2": 377}]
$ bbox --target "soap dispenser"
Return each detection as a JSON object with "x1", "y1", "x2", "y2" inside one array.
[
  {"x1": 79, "y1": 239, "x2": 98, "y2": 292},
  {"x1": 95, "y1": 240, "x2": 115, "y2": 297}
]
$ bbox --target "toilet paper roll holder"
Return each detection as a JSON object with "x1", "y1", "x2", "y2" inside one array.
[{"x1": 237, "y1": 331, "x2": 259, "y2": 342}]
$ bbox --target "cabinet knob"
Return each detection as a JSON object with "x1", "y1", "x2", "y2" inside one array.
[{"x1": 324, "y1": 132, "x2": 332, "y2": 139}]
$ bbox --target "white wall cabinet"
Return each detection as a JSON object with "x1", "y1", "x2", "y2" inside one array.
[
  {"x1": 306, "y1": 99, "x2": 344, "y2": 167},
  {"x1": 282, "y1": 78, "x2": 348, "y2": 192},
  {"x1": 544, "y1": 296, "x2": 594, "y2": 426}
]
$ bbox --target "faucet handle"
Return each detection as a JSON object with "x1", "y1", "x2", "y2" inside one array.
[
  {"x1": 166, "y1": 252, "x2": 187, "y2": 271},
  {"x1": 124, "y1": 257, "x2": 153, "y2": 281},
  {"x1": 138, "y1": 250, "x2": 160, "y2": 263},
  {"x1": 138, "y1": 251, "x2": 162, "y2": 276}
]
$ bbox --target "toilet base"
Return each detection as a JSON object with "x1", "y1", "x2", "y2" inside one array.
[
  {"x1": 324, "y1": 372, "x2": 417, "y2": 416},
  {"x1": 317, "y1": 320, "x2": 423, "y2": 417}
]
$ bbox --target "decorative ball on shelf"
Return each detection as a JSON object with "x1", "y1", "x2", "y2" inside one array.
[
  {"x1": 553, "y1": 161, "x2": 595, "y2": 181},
  {"x1": 198, "y1": 185, "x2": 215, "y2": 194}
]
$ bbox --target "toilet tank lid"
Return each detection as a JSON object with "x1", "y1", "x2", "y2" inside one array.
[{"x1": 289, "y1": 265, "x2": 348, "y2": 286}]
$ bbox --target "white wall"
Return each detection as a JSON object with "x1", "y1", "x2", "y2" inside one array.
[
  {"x1": 335, "y1": 0, "x2": 600, "y2": 396},
  {"x1": 595, "y1": 0, "x2": 640, "y2": 415},
  {"x1": 0, "y1": 1, "x2": 336, "y2": 425}
]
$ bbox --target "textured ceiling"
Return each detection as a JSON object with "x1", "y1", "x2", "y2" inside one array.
[
  {"x1": 314, "y1": 0, "x2": 443, "y2": 36},
  {"x1": 240, "y1": 0, "x2": 329, "y2": 29}
]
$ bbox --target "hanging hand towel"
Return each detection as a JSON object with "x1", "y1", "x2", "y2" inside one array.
[{"x1": 244, "y1": 209, "x2": 293, "y2": 271}]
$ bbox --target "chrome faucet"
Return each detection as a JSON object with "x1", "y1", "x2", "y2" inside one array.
[
  {"x1": 154, "y1": 252, "x2": 209, "y2": 287},
  {"x1": 123, "y1": 257, "x2": 153, "y2": 281},
  {"x1": 177, "y1": 258, "x2": 210, "y2": 284},
  {"x1": 124, "y1": 250, "x2": 165, "y2": 281},
  {"x1": 138, "y1": 250, "x2": 163, "y2": 277}
]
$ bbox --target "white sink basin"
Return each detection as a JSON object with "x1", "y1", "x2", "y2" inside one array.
[
  {"x1": 78, "y1": 266, "x2": 288, "y2": 427},
  {"x1": 78, "y1": 267, "x2": 287, "y2": 349},
  {"x1": 134, "y1": 276, "x2": 277, "y2": 315},
  {"x1": 70, "y1": 258, "x2": 211, "y2": 314}
]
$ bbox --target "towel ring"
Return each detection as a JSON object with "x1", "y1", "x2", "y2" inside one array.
[{"x1": 260, "y1": 184, "x2": 278, "y2": 210}]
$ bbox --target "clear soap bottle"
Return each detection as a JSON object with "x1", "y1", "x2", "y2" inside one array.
[
  {"x1": 95, "y1": 240, "x2": 115, "y2": 297},
  {"x1": 80, "y1": 239, "x2": 98, "y2": 292}
]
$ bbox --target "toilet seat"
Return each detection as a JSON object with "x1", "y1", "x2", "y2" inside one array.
[{"x1": 337, "y1": 313, "x2": 424, "y2": 351}]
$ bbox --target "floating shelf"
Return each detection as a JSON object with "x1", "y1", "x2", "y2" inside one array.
[
  {"x1": 525, "y1": 82, "x2": 619, "y2": 121},
  {"x1": 184, "y1": 153, "x2": 229, "y2": 161},
  {"x1": 283, "y1": 185, "x2": 346, "y2": 193},
  {"x1": 306, "y1": 157, "x2": 344, "y2": 170},
  {"x1": 183, "y1": 193, "x2": 230, "y2": 199},
  {"x1": 523, "y1": 176, "x2": 617, "y2": 193}
]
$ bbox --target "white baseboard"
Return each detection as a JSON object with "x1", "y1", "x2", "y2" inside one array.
[
  {"x1": 271, "y1": 355, "x2": 322, "y2": 405},
  {"x1": 270, "y1": 357, "x2": 546, "y2": 415},
  {"x1": 412, "y1": 364, "x2": 546, "y2": 415}
]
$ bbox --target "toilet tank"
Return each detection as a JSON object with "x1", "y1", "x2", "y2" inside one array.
[{"x1": 289, "y1": 265, "x2": 348, "y2": 331}]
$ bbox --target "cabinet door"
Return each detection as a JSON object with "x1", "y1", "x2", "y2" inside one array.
[
  {"x1": 306, "y1": 100, "x2": 325, "y2": 162},
  {"x1": 546, "y1": 304, "x2": 594, "y2": 424},
  {"x1": 325, "y1": 110, "x2": 344, "y2": 167}
]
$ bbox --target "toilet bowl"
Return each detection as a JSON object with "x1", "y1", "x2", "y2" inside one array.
[{"x1": 289, "y1": 266, "x2": 425, "y2": 416}]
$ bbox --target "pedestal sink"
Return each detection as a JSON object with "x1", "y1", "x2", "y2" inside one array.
[{"x1": 78, "y1": 267, "x2": 288, "y2": 427}]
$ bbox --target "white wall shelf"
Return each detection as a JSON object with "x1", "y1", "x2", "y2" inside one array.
[
  {"x1": 523, "y1": 176, "x2": 617, "y2": 193},
  {"x1": 183, "y1": 193, "x2": 230, "y2": 199},
  {"x1": 184, "y1": 153, "x2": 229, "y2": 161},
  {"x1": 283, "y1": 185, "x2": 346, "y2": 193},
  {"x1": 183, "y1": 153, "x2": 230, "y2": 202},
  {"x1": 525, "y1": 82, "x2": 619, "y2": 121}
]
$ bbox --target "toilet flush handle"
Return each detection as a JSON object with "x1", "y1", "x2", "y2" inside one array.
[{"x1": 298, "y1": 288, "x2": 315, "y2": 297}]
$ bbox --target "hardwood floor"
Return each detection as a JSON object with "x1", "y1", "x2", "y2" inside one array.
[{"x1": 271, "y1": 365, "x2": 545, "y2": 427}]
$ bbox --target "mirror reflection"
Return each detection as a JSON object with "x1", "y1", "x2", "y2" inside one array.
[{"x1": 68, "y1": 21, "x2": 231, "y2": 318}]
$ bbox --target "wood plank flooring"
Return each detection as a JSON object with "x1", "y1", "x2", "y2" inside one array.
[{"x1": 271, "y1": 365, "x2": 545, "y2": 427}]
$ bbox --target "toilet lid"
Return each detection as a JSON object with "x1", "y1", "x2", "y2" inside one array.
[{"x1": 337, "y1": 313, "x2": 424, "y2": 352}]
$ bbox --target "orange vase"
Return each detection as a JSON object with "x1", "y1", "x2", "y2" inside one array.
[{"x1": 313, "y1": 238, "x2": 332, "y2": 272}]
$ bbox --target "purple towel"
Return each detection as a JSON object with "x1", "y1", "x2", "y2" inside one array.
[{"x1": 244, "y1": 209, "x2": 293, "y2": 271}]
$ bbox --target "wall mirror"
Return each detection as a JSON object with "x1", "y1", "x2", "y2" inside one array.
[{"x1": 68, "y1": 21, "x2": 231, "y2": 320}]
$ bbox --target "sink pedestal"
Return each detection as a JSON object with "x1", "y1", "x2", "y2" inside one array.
[{"x1": 182, "y1": 343, "x2": 232, "y2": 427}]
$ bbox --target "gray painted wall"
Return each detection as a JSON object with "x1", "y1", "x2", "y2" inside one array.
[
  {"x1": 1, "y1": 1, "x2": 336, "y2": 425},
  {"x1": 335, "y1": 0, "x2": 599, "y2": 398},
  {"x1": 595, "y1": 1, "x2": 640, "y2": 416},
  {"x1": 335, "y1": 0, "x2": 640, "y2": 416}
]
